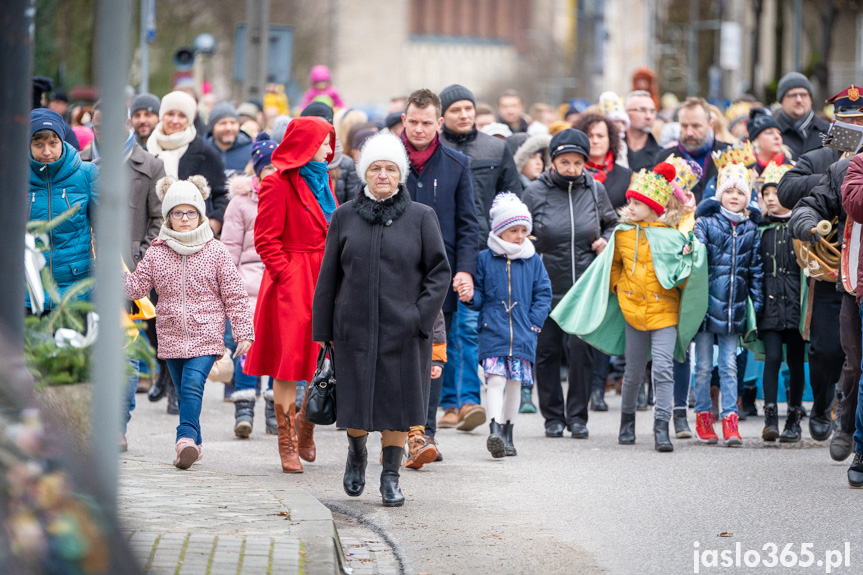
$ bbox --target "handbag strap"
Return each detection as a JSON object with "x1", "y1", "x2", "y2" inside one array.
[{"x1": 325, "y1": 342, "x2": 335, "y2": 375}]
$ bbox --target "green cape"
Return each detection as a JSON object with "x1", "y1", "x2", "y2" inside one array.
[{"x1": 550, "y1": 223, "x2": 708, "y2": 362}]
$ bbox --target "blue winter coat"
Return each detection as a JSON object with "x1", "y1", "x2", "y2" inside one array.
[
  {"x1": 693, "y1": 199, "x2": 764, "y2": 334},
  {"x1": 205, "y1": 130, "x2": 253, "y2": 174},
  {"x1": 27, "y1": 141, "x2": 99, "y2": 309},
  {"x1": 406, "y1": 141, "x2": 479, "y2": 313},
  {"x1": 466, "y1": 249, "x2": 552, "y2": 362}
]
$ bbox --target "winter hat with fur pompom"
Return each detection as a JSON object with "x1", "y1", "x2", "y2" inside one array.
[
  {"x1": 157, "y1": 175, "x2": 211, "y2": 220},
  {"x1": 490, "y1": 192, "x2": 532, "y2": 235},
  {"x1": 357, "y1": 132, "x2": 409, "y2": 184}
]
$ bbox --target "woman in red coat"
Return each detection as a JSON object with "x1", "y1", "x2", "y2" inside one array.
[{"x1": 244, "y1": 116, "x2": 336, "y2": 473}]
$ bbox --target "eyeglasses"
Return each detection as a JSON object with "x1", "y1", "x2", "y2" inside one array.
[
  {"x1": 626, "y1": 107, "x2": 656, "y2": 115},
  {"x1": 169, "y1": 210, "x2": 200, "y2": 221},
  {"x1": 784, "y1": 91, "x2": 810, "y2": 101}
]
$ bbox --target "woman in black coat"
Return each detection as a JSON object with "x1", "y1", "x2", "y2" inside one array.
[
  {"x1": 312, "y1": 133, "x2": 450, "y2": 507},
  {"x1": 522, "y1": 129, "x2": 618, "y2": 440}
]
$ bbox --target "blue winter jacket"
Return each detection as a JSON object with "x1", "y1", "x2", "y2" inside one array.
[
  {"x1": 28, "y1": 141, "x2": 99, "y2": 309},
  {"x1": 466, "y1": 249, "x2": 552, "y2": 362},
  {"x1": 693, "y1": 199, "x2": 764, "y2": 334},
  {"x1": 205, "y1": 130, "x2": 253, "y2": 174}
]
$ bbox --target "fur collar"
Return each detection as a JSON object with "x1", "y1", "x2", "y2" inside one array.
[{"x1": 354, "y1": 183, "x2": 411, "y2": 225}]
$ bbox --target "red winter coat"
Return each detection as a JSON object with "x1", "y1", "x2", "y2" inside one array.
[
  {"x1": 243, "y1": 116, "x2": 337, "y2": 381},
  {"x1": 840, "y1": 154, "x2": 863, "y2": 302}
]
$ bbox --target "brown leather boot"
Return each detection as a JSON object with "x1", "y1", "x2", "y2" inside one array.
[
  {"x1": 295, "y1": 392, "x2": 317, "y2": 462},
  {"x1": 275, "y1": 403, "x2": 303, "y2": 473}
]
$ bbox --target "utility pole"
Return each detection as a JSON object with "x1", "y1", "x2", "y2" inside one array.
[
  {"x1": 93, "y1": 0, "x2": 131, "y2": 509},
  {"x1": 243, "y1": 0, "x2": 271, "y2": 102},
  {"x1": 139, "y1": 0, "x2": 154, "y2": 93},
  {"x1": 0, "y1": 0, "x2": 35, "y2": 404}
]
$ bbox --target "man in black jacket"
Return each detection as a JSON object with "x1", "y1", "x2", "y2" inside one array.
[
  {"x1": 401, "y1": 88, "x2": 480, "y2": 459},
  {"x1": 774, "y1": 72, "x2": 831, "y2": 160},
  {"x1": 624, "y1": 90, "x2": 663, "y2": 172},
  {"x1": 437, "y1": 84, "x2": 525, "y2": 429}
]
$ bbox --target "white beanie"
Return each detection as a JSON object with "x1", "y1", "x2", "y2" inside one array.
[
  {"x1": 357, "y1": 132, "x2": 409, "y2": 184},
  {"x1": 490, "y1": 192, "x2": 532, "y2": 235},
  {"x1": 156, "y1": 176, "x2": 210, "y2": 220},
  {"x1": 159, "y1": 91, "x2": 198, "y2": 123},
  {"x1": 715, "y1": 163, "x2": 753, "y2": 200}
]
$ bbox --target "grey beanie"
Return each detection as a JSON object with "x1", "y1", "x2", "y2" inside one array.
[
  {"x1": 131, "y1": 93, "x2": 160, "y2": 116},
  {"x1": 208, "y1": 102, "x2": 239, "y2": 133},
  {"x1": 439, "y1": 84, "x2": 476, "y2": 114},
  {"x1": 777, "y1": 72, "x2": 813, "y2": 103}
]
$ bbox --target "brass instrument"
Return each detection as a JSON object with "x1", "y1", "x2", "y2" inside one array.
[{"x1": 793, "y1": 218, "x2": 840, "y2": 282}]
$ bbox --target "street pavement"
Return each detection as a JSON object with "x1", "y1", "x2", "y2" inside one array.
[{"x1": 122, "y1": 380, "x2": 860, "y2": 575}]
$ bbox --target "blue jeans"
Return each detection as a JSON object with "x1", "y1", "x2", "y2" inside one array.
[
  {"x1": 855, "y1": 305, "x2": 863, "y2": 454},
  {"x1": 693, "y1": 332, "x2": 739, "y2": 418},
  {"x1": 224, "y1": 319, "x2": 258, "y2": 394},
  {"x1": 440, "y1": 302, "x2": 482, "y2": 409},
  {"x1": 165, "y1": 355, "x2": 218, "y2": 444},
  {"x1": 123, "y1": 358, "x2": 139, "y2": 433}
]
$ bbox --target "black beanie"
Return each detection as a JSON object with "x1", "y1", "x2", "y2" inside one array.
[
  {"x1": 301, "y1": 101, "x2": 334, "y2": 125},
  {"x1": 549, "y1": 129, "x2": 590, "y2": 161},
  {"x1": 747, "y1": 108, "x2": 781, "y2": 141},
  {"x1": 439, "y1": 84, "x2": 475, "y2": 114}
]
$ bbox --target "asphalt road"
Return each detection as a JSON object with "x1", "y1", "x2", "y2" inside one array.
[{"x1": 124, "y1": 381, "x2": 860, "y2": 575}]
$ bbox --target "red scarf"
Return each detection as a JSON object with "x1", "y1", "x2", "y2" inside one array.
[
  {"x1": 401, "y1": 130, "x2": 439, "y2": 176},
  {"x1": 585, "y1": 151, "x2": 615, "y2": 184},
  {"x1": 756, "y1": 153, "x2": 786, "y2": 174}
]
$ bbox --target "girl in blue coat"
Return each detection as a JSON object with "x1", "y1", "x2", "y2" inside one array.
[
  {"x1": 692, "y1": 162, "x2": 763, "y2": 446},
  {"x1": 27, "y1": 109, "x2": 99, "y2": 312},
  {"x1": 460, "y1": 193, "x2": 552, "y2": 458}
]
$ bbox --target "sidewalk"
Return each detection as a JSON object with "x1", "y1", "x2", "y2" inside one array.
[{"x1": 118, "y1": 457, "x2": 346, "y2": 574}]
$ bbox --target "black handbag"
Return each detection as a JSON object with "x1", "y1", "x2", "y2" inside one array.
[{"x1": 306, "y1": 342, "x2": 337, "y2": 425}]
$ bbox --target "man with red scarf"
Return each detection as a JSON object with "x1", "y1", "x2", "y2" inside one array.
[{"x1": 401, "y1": 88, "x2": 480, "y2": 464}]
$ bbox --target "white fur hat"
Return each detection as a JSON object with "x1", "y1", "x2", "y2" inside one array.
[
  {"x1": 490, "y1": 192, "x2": 532, "y2": 235},
  {"x1": 156, "y1": 176, "x2": 210, "y2": 220},
  {"x1": 159, "y1": 91, "x2": 197, "y2": 123},
  {"x1": 357, "y1": 132, "x2": 409, "y2": 184}
]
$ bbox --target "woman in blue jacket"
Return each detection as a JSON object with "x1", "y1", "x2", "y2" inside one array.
[
  {"x1": 28, "y1": 109, "x2": 99, "y2": 312},
  {"x1": 461, "y1": 193, "x2": 552, "y2": 459}
]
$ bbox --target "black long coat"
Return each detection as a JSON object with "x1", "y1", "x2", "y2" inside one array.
[{"x1": 312, "y1": 185, "x2": 451, "y2": 431}]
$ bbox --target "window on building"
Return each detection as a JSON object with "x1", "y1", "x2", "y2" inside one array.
[{"x1": 409, "y1": 0, "x2": 531, "y2": 51}]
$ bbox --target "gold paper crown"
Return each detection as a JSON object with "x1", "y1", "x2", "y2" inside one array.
[
  {"x1": 664, "y1": 156, "x2": 699, "y2": 194},
  {"x1": 717, "y1": 162, "x2": 754, "y2": 195},
  {"x1": 712, "y1": 142, "x2": 756, "y2": 171},
  {"x1": 627, "y1": 164, "x2": 675, "y2": 214},
  {"x1": 758, "y1": 162, "x2": 793, "y2": 188},
  {"x1": 599, "y1": 94, "x2": 626, "y2": 119},
  {"x1": 725, "y1": 101, "x2": 752, "y2": 124}
]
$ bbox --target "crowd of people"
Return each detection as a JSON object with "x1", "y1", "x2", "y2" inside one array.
[{"x1": 26, "y1": 65, "x2": 863, "y2": 507}]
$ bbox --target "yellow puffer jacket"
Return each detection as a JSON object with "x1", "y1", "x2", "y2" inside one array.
[{"x1": 610, "y1": 222, "x2": 682, "y2": 331}]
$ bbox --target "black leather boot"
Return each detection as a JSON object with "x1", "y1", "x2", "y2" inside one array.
[
  {"x1": 654, "y1": 419, "x2": 673, "y2": 452},
  {"x1": 742, "y1": 387, "x2": 758, "y2": 417},
  {"x1": 503, "y1": 421, "x2": 517, "y2": 456},
  {"x1": 166, "y1": 378, "x2": 179, "y2": 415},
  {"x1": 148, "y1": 359, "x2": 171, "y2": 402},
  {"x1": 809, "y1": 411, "x2": 833, "y2": 441},
  {"x1": 673, "y1": 407, "x2": 692, "y2": 439},
  {"x1": 636, "y1": 380, "x2": 648, "y2": 411},
  {"x1": 486, "y1": 420, "x2": 505, "y2": 458},
  {"x1": 830, "y1": 430, "x2": 854, "y2": 462},
  {"x1": 344, "y1": 433, "x2": 368, "y2": 497},
  {"x1": 589, "y1": 388, "x2": 608, "y2": 411},
  {"x1": 233, "y1": 396, "x2": 255, "y2": 438},
  {"x1": 848, "y1": 453, "x2": 863, "y2": 488},
  {"x1": 380, "y1": 445, "x2": 405, "y2": 507},
  {"x1": 762, "y1": 403, "x2": 779, "y2": 442},
  {"x1": 780, "y1": 406, "x2": 802, "y2": 443},
  {"x1": 619, "y1": 412, "x2": 636, "y2": 444}
]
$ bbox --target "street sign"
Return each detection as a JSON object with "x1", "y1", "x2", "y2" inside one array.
[
  {"x1": 233, "y1": 24, "x2": 294, "y2": 85},
  {"x1": 145, "y1": 0, "x2": 155, "y2": 42}
]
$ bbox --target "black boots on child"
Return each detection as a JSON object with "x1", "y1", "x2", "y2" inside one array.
[
  {"x1": 380, "y1": 446, "x2": 405, "y2": 507},
  {"x1": 344, "y1": 433, "x2": 368, "y2": 497},
  {"x1": 487, "y1": 420, "x2": 506, "y2": 458},
  {"x1": 673, "y1": 408, "x2": 692, "y2": 439},
  {"x1": 762, "y1": 403, "x2": 779, "y2": 442},
  {"x1": 619, "y1": 412, "x2": 673, "y2": 452},
  {"x1": 502, "y1": 422, "x2": 517, "y2": 456}
]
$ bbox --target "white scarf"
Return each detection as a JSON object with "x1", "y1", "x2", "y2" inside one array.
[
  {"x1": 147, "y1": 123, "x2": 197, "y2": 178},
  {"x1": 487, "y1": 232, "x2": 536, "y2": 260},
  {"x1": 158, "y1": 221, "x2": 214, "y2": 256}
]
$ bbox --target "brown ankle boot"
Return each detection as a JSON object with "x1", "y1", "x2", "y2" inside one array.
[
  {"x1": 275, "y1": 403, "x2": 303, "y2": 473},
  {"x1": 295, "y1": 393, "x2": 317, "y2": 462}
]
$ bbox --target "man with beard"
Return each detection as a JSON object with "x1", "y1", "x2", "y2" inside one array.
[
  {"x1": 653, "y1": 97, "x2": 729, "y2": 203},
  {"x1": 131, "y1": 93, "x2": 161, "y2": 147},
  {"x1": 625, "y1": 90, "x2": 662, "y2": 172},
  {"x1": 206, "y1": 102, "x2": 254, "y2": 175},
  {"x1": 774, "y1": 72, "x2": 830, "y2": 160}
]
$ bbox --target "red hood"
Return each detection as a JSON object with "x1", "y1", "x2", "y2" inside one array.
[{"x1": 272, "y1": 116, "x2": 335, "y2": 172}]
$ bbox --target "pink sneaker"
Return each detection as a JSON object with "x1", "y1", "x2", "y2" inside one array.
[
  {"x1": 196, "y1": 444, "x2": 203, "y2": 462},
  {"x1": 173, "y1": 438, "x2": 198, "y2": 469}
]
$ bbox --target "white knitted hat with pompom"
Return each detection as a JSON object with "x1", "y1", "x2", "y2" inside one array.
[
  {"x1": 156, "y1": 175, "x2": 211, "y2": 220},
  {"x1": 490, "y1": 192, "x2": 532, "y2": 235}
]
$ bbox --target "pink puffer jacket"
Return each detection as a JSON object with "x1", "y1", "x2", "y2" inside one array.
[
  {"x1": 221, "y1": 176, "x2": 264, "y2": 309},
  {"x1": 123, "y1": 238, "x2": 254, "y2": 359}
]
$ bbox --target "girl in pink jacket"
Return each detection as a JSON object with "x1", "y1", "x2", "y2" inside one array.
[{"x1": 124, "y1": 175, "x2": 254, "y2": 469}]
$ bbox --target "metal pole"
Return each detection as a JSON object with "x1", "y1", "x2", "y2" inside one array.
[
  {"x1": 688, "y1": 0, "x2": 700, "y2": 96},
  {"x1": 793, "y1": 0, "x2": 802, "y2": 71},
  {"x1": 243, "y1": 0, "x2": 271, "y2": 102},
  {"x1": 93, "y1": 0, "x2": 131, "y2": 509},
  {"x1": 140, "y1": 0, "x2": 149, "y2": 93},
  {"x1": 0, "y1": 0, "x2": 35, "y2": 404}
]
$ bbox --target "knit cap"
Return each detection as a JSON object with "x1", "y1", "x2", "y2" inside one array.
[
  {"x1": 746, "y1": 108, "x2": 781, "y2": 141},
  {"x1": 251, "y1": 132, "x2": 277, "y2": 176},
  {"x1": 159, "y1": 91, "x2": 197, "y2": 122},
  {"x1": 131, "y1": 93, "x2": 161, "y2": 116},
  {"x1": 357, "y1": 132, "x2": 409, "y2": 184},
  {"x1": 208, "y1": 102, "x2": 239, "y2": 133},
  {"x1": 777, "y1": 72, "x2": 813, "y2": 103},
  {"x1": 237, "y1": 102, "x2": 260, "y2": 122},
  {"x1": 490, "y1": 192, "x2": 532, "y2": 235},
  {"x1": 626, "y1": 162, "x2": 676, "y2": 215},
  {"x1": 301, "y1": 101, "x2": 335, "y2": 125},
  {"x1": 481, "y1": 122, "x2": 513, "y2": 138},
  {"x1": 716, "y1": 163, "x2": 753, "y2": 199},
  {"x1": 439, "y1": 84, "x2": 475, "y2": 115},
  {"x1": 30, "y1": 108, "x2": 66, "y2": 140},
  {"x1": 309, "y1": 65, "x2": 331, "y2": 84},
  {"x1": 157, "y1": 175, "x2": 210, "y2": 220}
]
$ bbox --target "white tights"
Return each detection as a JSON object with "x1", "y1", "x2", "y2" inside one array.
[{"x1": 485, "y1": 375, "x2": 522, "y2": 424}]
